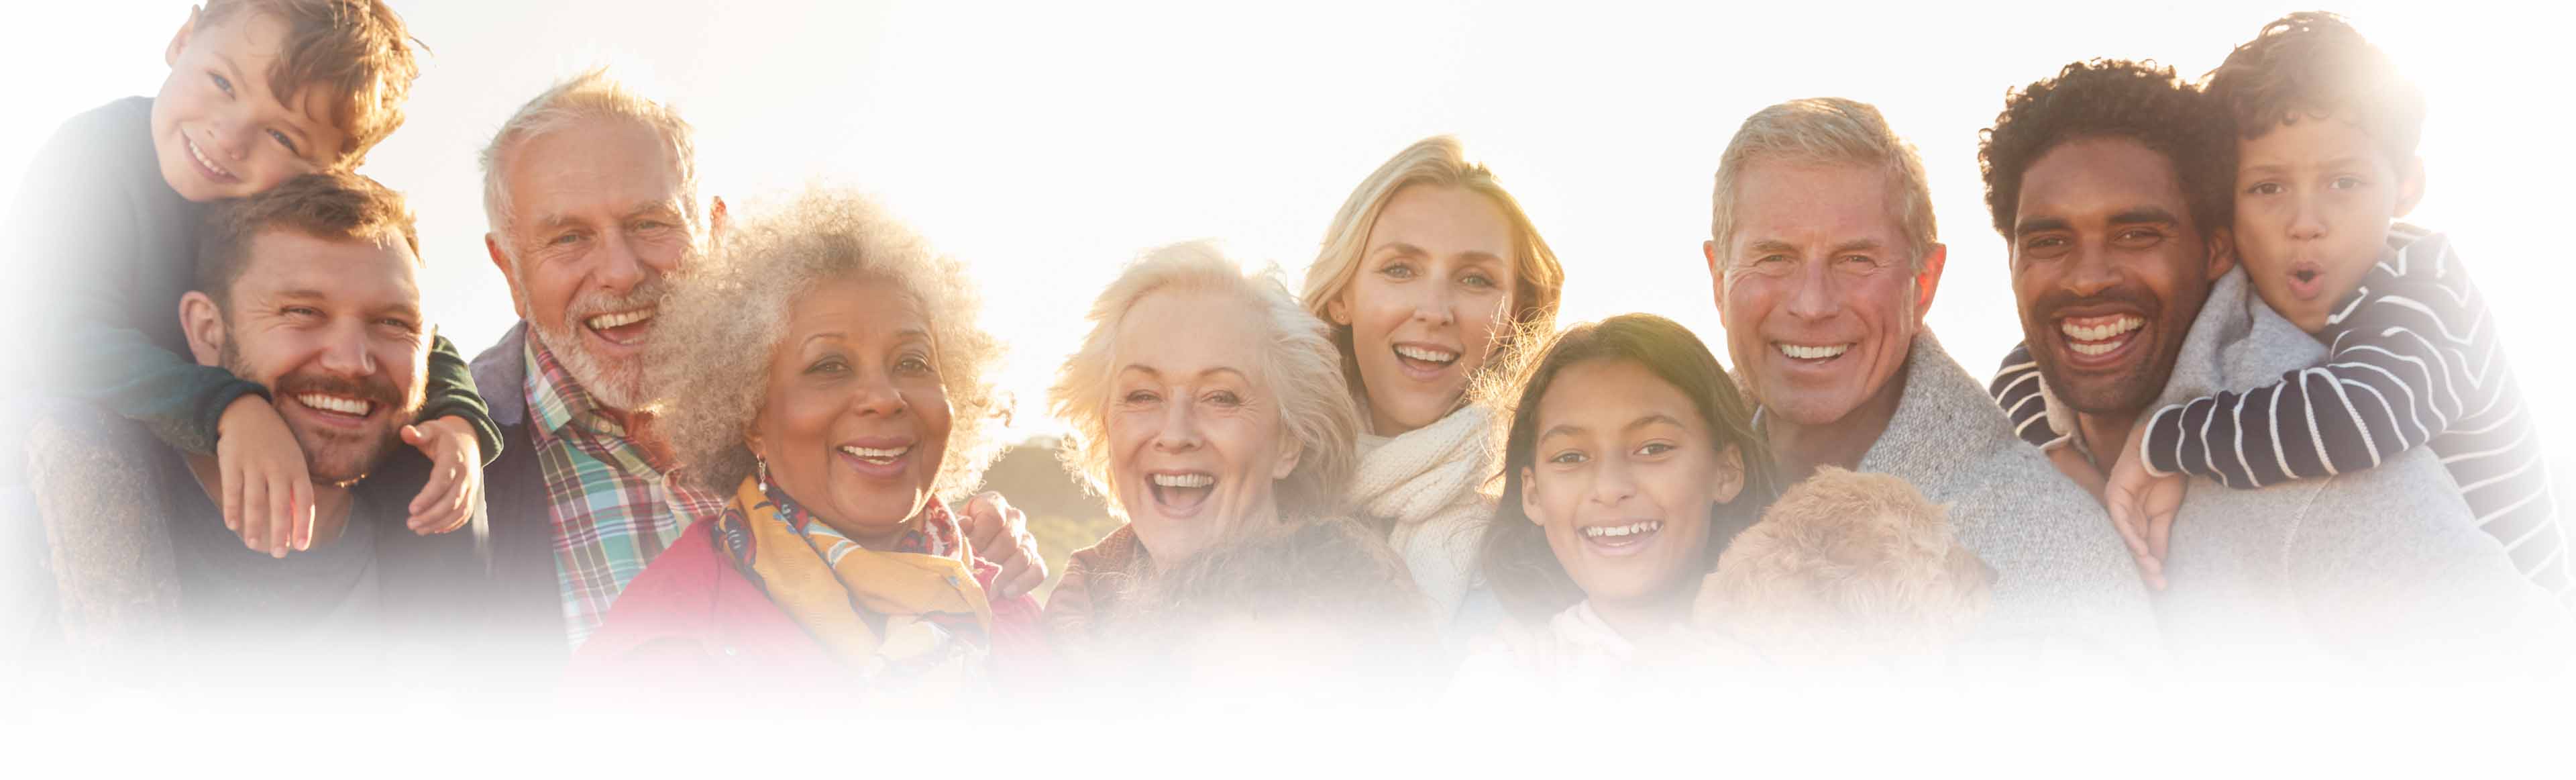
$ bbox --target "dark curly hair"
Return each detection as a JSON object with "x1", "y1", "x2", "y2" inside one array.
[
  {"x1": 1978, "y1": 59, "x2": 2234, "y2": 240},
  {"x1": 2206, "y1": 11, "x2": 2423, "y2": 167}
]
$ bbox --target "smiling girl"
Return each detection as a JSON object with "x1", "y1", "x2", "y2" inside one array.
[
  {"x1": 1467, "y1": 314, "x2": 1782, "y2": 685},
  {"x1": 1299, "y1": 136, "x2": 1564, "y2": 632}
]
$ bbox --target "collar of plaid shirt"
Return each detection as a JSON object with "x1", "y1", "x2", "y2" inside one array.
[{"x1": 522, "y1": 333, "x2": 724, "y2": 646}]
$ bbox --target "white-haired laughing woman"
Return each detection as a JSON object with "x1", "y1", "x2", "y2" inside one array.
[
  {"x1": 1043, "y1": 241, "x2": 1364, "y2": 647},
  {"x1": 572, "y1": 188, "x2": 1045, "y2": 694}
]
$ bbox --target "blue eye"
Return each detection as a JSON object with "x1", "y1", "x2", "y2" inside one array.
[{"x1": 210, "y1": 72, "x2": 233, "y2": 95}]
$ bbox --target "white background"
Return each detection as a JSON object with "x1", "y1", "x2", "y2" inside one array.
[{"x1": 4, "y1": 0, "x2": 2565, "y2": 482}]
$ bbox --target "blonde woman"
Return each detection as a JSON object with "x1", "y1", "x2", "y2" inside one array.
[
  {"x1": 570, "y1": 189, "x2": 1043, "y2": 694},
  {"x1": 1044, "y1": 242, "x2": 1363, "y2": 652},
  {"x1": 1299, "y1": 136, "x2": 1565, "y2": 629}
]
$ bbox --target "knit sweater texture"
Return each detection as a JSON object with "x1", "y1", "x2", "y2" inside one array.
[
  {"x1": 1350, "y1": 405, "x2": 1501, "y2": 626},
  {"x1": 1849, "y1": 333, "x2": 2164, "y2": 663}
]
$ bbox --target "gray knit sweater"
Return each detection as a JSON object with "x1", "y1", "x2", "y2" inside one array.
[
  {"x1": 2126, "y1": 269, "x2": 2569, "y2": 667},
  {"x1": 1845, "y1": 333, "x2": 2165, "y2": 661}
]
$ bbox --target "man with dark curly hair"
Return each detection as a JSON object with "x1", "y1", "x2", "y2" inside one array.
[{"x1": 1978, "y1": 59, "x2": 2565, "y2": 669}]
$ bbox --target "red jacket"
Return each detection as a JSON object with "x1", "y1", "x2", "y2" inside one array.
[{"x1": 566, "y1": 518, "x2": 1049, "y2": 695}]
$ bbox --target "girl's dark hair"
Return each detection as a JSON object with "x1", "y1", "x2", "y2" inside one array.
[{"x1": 1477, "y1": 313, "x2": 1783, "y2": 624}]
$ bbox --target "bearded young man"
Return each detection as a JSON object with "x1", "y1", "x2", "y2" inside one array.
[
  {"x1": 1980, "y1": 59, "x2": 2566, "y2": 671},
  {"x1": 28, "y1": 171, "x2": 487, "y2": 679}
]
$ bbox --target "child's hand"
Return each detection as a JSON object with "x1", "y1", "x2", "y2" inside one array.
[
  {"x1": 2104, "y1": 424, "x2": 2184, "y2": 591},
  {"x1": 400, "y1": 416, "x2": 484, "y2": 535},
  {"x1": 962, "y1": 491, "x2": 1046, "y2": 599},
  {"x1": 216, "y1": 395, "x2": 314, "y2": 558}
]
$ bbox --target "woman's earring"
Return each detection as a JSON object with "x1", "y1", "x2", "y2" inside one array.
[{"x1": 756, "y1": 456, "x2": 771, "y2": 493}]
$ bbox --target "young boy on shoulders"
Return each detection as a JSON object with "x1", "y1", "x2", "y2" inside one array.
[
  {"x1": 10, "y1": 1, "x2": 495, "y2": 559},
  {"x1": 1988, "y1": 12, "x2": 2567, "y2": 605}
]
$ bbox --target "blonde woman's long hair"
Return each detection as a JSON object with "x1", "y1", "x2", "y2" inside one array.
[{"x1": 1297, "y1": 136, "x2": 1565, "y2": 416}]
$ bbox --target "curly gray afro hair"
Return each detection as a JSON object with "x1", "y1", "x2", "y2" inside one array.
[{"x1": 645, "y1": 187, "x2": 1007, "y2": 500}]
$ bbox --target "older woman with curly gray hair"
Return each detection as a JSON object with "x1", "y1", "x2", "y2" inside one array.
[
  {"x1": 1042, "y1": 241, "x2": 1365, "y2": 646},
  {"x1": 570, "y1": 188, "x2": 1045, "y2": 693}
]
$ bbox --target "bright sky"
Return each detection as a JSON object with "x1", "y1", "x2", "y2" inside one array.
[{"x1": 7, "y1": 1, "x2": 2570, "y2": 500}]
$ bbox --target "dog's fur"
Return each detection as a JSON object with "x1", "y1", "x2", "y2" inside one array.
[{"x1": 1696, "y1": 467, "x2": 1996, "y2": 659}]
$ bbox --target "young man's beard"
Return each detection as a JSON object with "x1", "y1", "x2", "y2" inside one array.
[
  {"x1": 2023, "y1": 282, "x2": 2186, "y2": 420},
  {"x1": 221, "y1": 339, "x2": 420, "y2": 487}
]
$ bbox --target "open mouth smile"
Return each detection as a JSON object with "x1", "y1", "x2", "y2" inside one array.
[
  {"x1": 291, "y1": 393, "x2": 378, "y2": 428},
  {"x1": 2056, "y1": 312, "x2": 2146, "y2": 365},
  {"x1": 1147, "y1": 471, "x2": 1216, "y2": 518},
  {"x1": 1773, "y1": 342, "x2": 1853, "y2": 362},
  {"x1": 1391, "y1": 342, "x2": 1460, "y2": 380},
  {"x1": 837, "y1": 440, "x2": 915, "y2": 479},
  {"x1": 584, "y1": 307, "x2": 656, "y2": 346},
  {"x1": 1578, "y1": 518, "x2": 1664, "y2": 556},
  {"x1": 184, "y1": 135, "x2": 239, "y2": 185}
]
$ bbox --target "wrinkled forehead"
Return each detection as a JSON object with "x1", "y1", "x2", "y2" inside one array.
[
  {"x1": 503, "y1": 117, "x2": 692, "y2": 228},
  {"x1": 1727, "y1": 159, "x2": 1911, "y2": 256},
  {"x1": 1113, "y1": 286, "x2": 1269, "y2": 382}
]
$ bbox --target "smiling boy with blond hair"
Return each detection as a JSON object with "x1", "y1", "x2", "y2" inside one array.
[{"x1": 10, "y1": 1, "x2": 496, "y2": 560}]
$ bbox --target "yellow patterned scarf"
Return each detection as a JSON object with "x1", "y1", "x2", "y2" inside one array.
[{"x1": 713, "y1": 475, "x2": 994, "y2": 681}]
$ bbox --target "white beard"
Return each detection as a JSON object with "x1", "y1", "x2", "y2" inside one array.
[{"x1": 529, "y1": 318, "x2": 646, "y2": 411}]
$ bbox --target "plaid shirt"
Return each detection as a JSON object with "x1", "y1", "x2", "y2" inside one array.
[{"x1": 524, "y1": 336, "x2": 724, "y2": 647}]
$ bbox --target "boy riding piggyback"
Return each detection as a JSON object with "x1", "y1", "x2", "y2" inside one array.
[
  {"x1": 1988, "y1": 12, "x2": 2568, "y2": 605},
  {"x1": 11, "y1": 1, "x2": 495, "y2": 559}
]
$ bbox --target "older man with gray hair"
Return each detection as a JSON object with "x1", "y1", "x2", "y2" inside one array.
[
  {"x1": 1701, "y1": 97, "x2": 2159, "y2": 664},
  {"x1": 472, "y1": 70, "x2": 1042, "y2": 661}
]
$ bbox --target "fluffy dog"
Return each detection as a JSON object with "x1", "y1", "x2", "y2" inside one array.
[{"x1": 1695, "y1": 467, "x2": 1995, "y2": 660}]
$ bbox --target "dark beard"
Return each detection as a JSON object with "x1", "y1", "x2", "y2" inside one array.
[
  {"x1": 2021, "y1": 283, "x2": 2180, "y2": 418},
  {"x1": 219, "y1": 338, "x2": 417, "y2": 487}
]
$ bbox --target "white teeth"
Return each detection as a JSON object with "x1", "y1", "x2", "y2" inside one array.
[
  {"x1": 1582, "y1": 520, "x2": 1662, "y2": 538},
  {"x1": 1152, "y1": 473, "x2": 1214, "y2": 488},
  {"x1": 294, "y1": 393, "x2": 372, "y2": 416},
  {"x1": 1775, "y1": 343, "x2": 1851, "y2": 360},
  {"x1": 838, "y1": 445, "x2": 910, "y2": 459},
  {"x1": 586, "y1": 308, "x2": 655, "y2": 330},
  {"x1": 1394, "y1": 345, "x2": 1458, "y2": 363},
  {"x1": 186, "y1": 136, "x2": 233, "y2": 179},
  {"x1": 2059, "y1": 315, "x2": 2145, "y2": 344}
]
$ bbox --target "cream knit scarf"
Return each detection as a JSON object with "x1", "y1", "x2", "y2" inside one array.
[{"x1": 1348, "y1": 404, "x2": 1501, "y2": 622}]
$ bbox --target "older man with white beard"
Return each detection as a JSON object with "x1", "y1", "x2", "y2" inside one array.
[
  {"x1": 471, "y1": 70, "x2": 1044, "y2": 660},
  {"x1": 1702, "y1": 97, "x2": 2161, "y2": 666}
]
